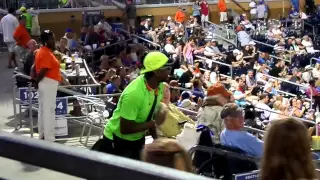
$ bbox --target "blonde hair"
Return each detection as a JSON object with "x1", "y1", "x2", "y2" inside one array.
[{"x1": 141, "y1": 138, "x2": 193, "y2": 172}]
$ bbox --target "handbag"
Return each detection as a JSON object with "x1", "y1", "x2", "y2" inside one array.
[{"x1": 91, "y1": 93, "x2": 158, "y2": 153}]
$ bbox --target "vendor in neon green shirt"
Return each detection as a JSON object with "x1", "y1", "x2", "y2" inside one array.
[
  {"x1": 101, "y1": 51, "x2": 171, "y2": 160},
  {"x1": 19, "y1": 7, "x2": 32, "y2": 33}
]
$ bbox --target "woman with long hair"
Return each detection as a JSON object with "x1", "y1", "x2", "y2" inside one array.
[
  {"x1": 141, "y1": 138, "x2": 193, "y2": 172},
  {"x1": 260, "y1": 118, "x2": 317, "y2": 180}
]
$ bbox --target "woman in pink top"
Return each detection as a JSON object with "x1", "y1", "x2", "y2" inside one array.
[
  {"x1": 306, "y1": 79, "x2": 320, "y2": 110},
  {"x1": 183, "y1": 38, "x2": 196, "y2": 65}
]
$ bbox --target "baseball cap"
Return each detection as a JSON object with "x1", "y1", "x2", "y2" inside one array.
[
  {"x1": 220, "y1": 103, "x2": 243, "y2": 119},
  {"x1": 19, "y1": 6, "x2": 27, "y2": 12},
  {"x1": 140, "y1": 51, "x2": 169, "y2": 74},
  {"x1": 207, "y1": 83, "x2": 232, "y2": 98}
]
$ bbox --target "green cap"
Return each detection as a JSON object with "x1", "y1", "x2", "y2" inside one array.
[{"x1": 140, "y1": 51, "x2": 169, "y2": 74}]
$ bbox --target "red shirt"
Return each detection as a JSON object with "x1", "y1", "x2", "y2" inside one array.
[
  {"x1": 13, "y1": 24, "x2": 31, "y2": 48},
  {"x1": 200, "y1": 1, "x2": 209, "y2": 16}
]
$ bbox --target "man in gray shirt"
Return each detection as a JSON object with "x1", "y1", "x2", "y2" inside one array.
[{"x1": 125, "y1": 0, "x2": 136, "y2": 32}]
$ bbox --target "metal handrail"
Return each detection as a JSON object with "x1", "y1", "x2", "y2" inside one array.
[
  {"x1": 206, "y1": 33, "x2": 237, "y2": 46},
  {"x1": 253, "y1": 40, "x2": 293, "y2": 62},
  {"x1": 258, "y1": 73, "x2": 308, "y2": 88},
  {"x1": 188, "y1": 145, "x2": 260, "y2": 163},
  {"x1": 199, "y1": 68, "x2": 230, "y2": 78},
  {"x1": 82, "y1": 57, "x2": 100, "y2": 85},
  {"x1": 258, "y1": 72, "x2": 312, "y2": 102},
  {"x1": 257, "y1": 50, "x2": 290, "y2": 63},
  {"x1": 310, "y1": 57, "x2": 319, "y2": 66},
  {"x1": 89, "y1": 38, "x2": 133, "y2": 54},
  {"x1": 254, "y1": 105, "x2": 315, "y2": 125},
  {"x1": 116, "y1": 28, "x2": 162, "y2": 47},
  {"x1": 196, "y1": 56, "x2": 233, "y2": 78},
  {"x1": 206, "y1": 20, "x2": 238, "y2": 45},
  {"x1": 0, "y1": 132, "x2": 213, "y2": 180}
]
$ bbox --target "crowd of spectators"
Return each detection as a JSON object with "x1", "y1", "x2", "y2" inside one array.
[{"x1": 3, "y1": 1, "x2": 320, "y2": 178}]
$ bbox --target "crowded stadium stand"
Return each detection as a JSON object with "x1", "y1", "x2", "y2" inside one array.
[{"x1": 2, "y1": 0, "x2": 320, "y2": 179}]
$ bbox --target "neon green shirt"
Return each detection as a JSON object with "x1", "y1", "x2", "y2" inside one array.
[
  {"x1": 22, "y1": 13, "x2": 32, "y2": 30},
  {"x1": 104, "y1": 75, "x2": 164, "y2": 141}
]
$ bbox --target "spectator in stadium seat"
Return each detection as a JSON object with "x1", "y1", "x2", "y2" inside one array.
[
  {"x1": 106, "y1": 75, "x2": 121, "y2": 94},
  {"x1": 313, "y1": 63, "x2": 320, "y2": 79},
  {"x1": 220, "y1": 103, "x2": 263, "y2": 157},
  {"x1": 80, "y1": 25, "x2": 88, "y2": 42},
  {"x1": 306, "y1": 79, "x2": 320, "y2": 111},
  {"x1": 56, "y1": 37, "x2": 71, "y2": 57},
  {"x1": 245, "y1": 70, "x2": 256, "y2": 88},
  {"x1": 255, "y1": 93, "x2": 271, "y2": 122},
  {"x1": 260, "y1": 119, "x2": 317, "y2": 180},
  {"x1": 164, "y1": 37, "x2": 179, "y2": 60},
  {"x1": 159, "y1": 83, "x2": 194, "y2": 137},
  {"x1": 196, "y1": 83, "x2": 233, "y2": 143},
  {"x1": 269, "y1": 59, "x2": 286, "y2": 77},
  {"x1": 234, "y1": 77, "x2": 252, "y2": 106},
  {"x1": 236, "y1": 25, "x2": 251, "y2": 47},
  {"x1": 167, "y1": 16, "x2": 176, "y2": 30},
  {"x1": 142, "y1": 138, "x2": 193, "y2": 172},
  {"x1": 24, "y1": 39, "x2": 38, "y2": 75},
  {"x1": 84, "y1": 25, "x2": 100, "y2": 49},
  {"x1": 137, "y1": 20, "x2": 157, "y2": 43}
]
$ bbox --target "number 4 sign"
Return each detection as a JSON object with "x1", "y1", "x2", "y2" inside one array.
[{"x1": 55, "y1": 98, "x2": 68, "y2": 116}]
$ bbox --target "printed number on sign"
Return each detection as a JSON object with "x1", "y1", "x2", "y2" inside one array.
[
  {"x1": 55, "y1": 98, "x2": 68, "y2": 116},
  {"x1": 23, "y1": 91, "x2": 38, "y2": 100},
  {"x1": 19, "y1": 88, "x2": 38, "y2": 103},
  {"x1": 57, "y1": 102, "x2": 63, "y2": 110}
]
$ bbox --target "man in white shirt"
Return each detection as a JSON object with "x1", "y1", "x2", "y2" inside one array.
[
  {"x1": 0, "y1": 8, "x2": 19, "y2": 68},
  {"x1": 164, "y1": 38, "x2": 178, "y2": 59},
  {"x1": 255, "y1": 93, "x2": 271, "y2": 123},
  {"x1": 249, "y1": 0, "x2": 257, "y2": 20}
]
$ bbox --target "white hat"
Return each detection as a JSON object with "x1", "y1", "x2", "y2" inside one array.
[
  {"x1": 305, "y1": 65, "x2": 313, "y2": 71},
  {"x1": 179, "y1": 99, "x2": 196, "y2": 110},
  {"x1": 233, "y1": 49, "x2": 240, "y2": 54},
  {"x1": 167, "y1": 16, "x2": 172, "y2": 21}
]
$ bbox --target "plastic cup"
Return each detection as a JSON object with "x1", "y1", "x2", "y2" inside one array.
[{"x1": 60, "y1": 63, "x2": 66, "y2": 70}]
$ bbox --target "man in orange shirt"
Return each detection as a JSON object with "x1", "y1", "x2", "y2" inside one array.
[
  {"x1": 218, "y1": 0, "x2": 228, "y2": 23},
  {"x1": 13, "y1": 15, "x2": 31, "y2": 69},
  {"x1": 175, "y1": 7, "x2": 185, "y2": 24}
]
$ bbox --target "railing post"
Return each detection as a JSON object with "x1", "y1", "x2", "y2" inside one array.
[
  {"x1": 12, "y1": 75, "x2": 18, "y2": 130},
  {"x1": 230, "y1": 66, "x2": 233, "y2": 79},
  {"x1": 28, "y1": 83, "x2": 34, "y2": 138}
]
